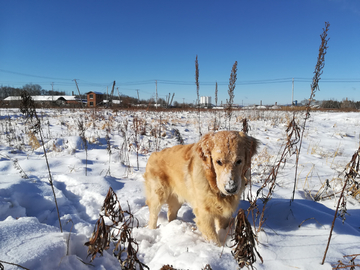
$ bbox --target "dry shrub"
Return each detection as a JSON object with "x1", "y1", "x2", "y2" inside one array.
[
  {"x1": 241, "y1": 118, "x2": 250, "y2": 134},
  {"x1": 172, "y1": 128, "x2": 184, "y2": 145},
  {"x1": 13, "y1": 158, "x2": 29, "y2": 179},
  {"x1": 0, "y1": 260, "x2": 29, "y2": 270},
  {"x1": 160, "y1": 263, "x2": 213, "y2": 269},
  {"x1": 322, "y1": 146, "x2": 360, "y2": 264},
  {"x1": 28, "y1": 131, "x2": 40, "y2": 150},
  {"x1": 20, "y1": 90, "x2": 62, "y2": 232},
  {"x1": 250, "y1": 115, "x2": 301, "y2": 233},
  {"x1": 160, "y1": 265, "x2": 176, "y2": 270},
  {"x1": 231, "y1": 209, "x2": 262, "y2": 269},
  {"x1": 85, "y1": 187, "x2": 149, "y2": 270},
  {"x1": 252, "y1": 147, "x2": 272, "y2": 179},
  {"x1": 315, "y1": 147, "x2": 360, "y2": 203},
  {"x1": 344, "y1": 147, "x2": 360, "y2": 201},
  {"x1": 332, "y1": 254, "x2": 360, "y2": 269}
]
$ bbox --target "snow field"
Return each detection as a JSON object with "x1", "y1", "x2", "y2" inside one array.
[{"x1": 0, "y1": 108, "x2": 359, "y2": 270}]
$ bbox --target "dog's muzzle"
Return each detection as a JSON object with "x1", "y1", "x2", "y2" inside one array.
[
  {"x1": 225, "y1": 186, "x2": 238, "y2": 194},
  {"x1": 224, "y1": 180, "x2": 238, "y2": 195}
]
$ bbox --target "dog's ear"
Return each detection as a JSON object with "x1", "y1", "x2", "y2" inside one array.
[
  {"x1": 247, "y1": 135, "x2": 259, "y2": 160},
  {"x1": 195, "y1": 132, "x2": 219, "y2": 193},
  {"x1": 196, "y1": 132, "x2": 214, "y2": 161},
  {"x1": 238, "y1": 132, "x2": 259, "y2": 161},
  {"x1": 241, "y1": 133, "x2": 260, "y2": 185}
]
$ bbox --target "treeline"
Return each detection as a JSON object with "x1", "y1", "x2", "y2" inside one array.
[
  {"x1": 0, "y1": 84, "x2": 193, "y2": 108},
  {"x1": 2, "y1": 84, "x2": 358, "y2": 110},
  {"x1": 321, "y1": 99, "x2": 360, "y2": 109},
  {"x1": 125, "y1": 96, "x2": 190, "y2": 108},
  {"x1": 0, "y1": 84, "x2": 65, "y2": 99}
]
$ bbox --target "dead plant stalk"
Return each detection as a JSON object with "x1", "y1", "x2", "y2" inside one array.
[
  {"x1": 20, "y1": 90, "x2": 63, "y2": 232},
  {"x1": 85, "y1": 187, "x2": 149, "y2": 269},
  {"x1": 226, "y1": 61, "x2": 237, "y2": 130},
  {"x1": 195, "y1": 55, "x2": 201, "y2": 136},
  {"x1": 78, "y1": 119, "x2": 88, "y2": 176},
  {"x1": 250, "y1": 116, "x2": 300, "y2": 234},
  {"x1": 322, "y1": 147, "x2": 360, "y2": 265},
  {"x1": 292, "y1": 21, "x2": 330, "y2": 202}
]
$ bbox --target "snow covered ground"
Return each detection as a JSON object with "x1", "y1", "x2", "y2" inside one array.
[{"x1": 0, "y1": 108, "x2": 359, "y2": 270}]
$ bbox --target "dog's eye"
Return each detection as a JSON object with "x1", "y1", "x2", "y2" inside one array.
[
  {"x1": 236, "y1": 159, "x2": 242, "y2": 165},
  {"x1": 216, "y1": 160, "x2": 223, "y2": 166}
]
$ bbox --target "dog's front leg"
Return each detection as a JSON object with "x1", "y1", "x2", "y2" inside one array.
[
  {"x1": 215, "y1": 216, "x2": 231, "y2": 231},
  {"x1": 194, "y1": 209, "x2": 220, "y2": 246}
]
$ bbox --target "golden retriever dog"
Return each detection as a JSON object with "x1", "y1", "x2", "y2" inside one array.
[{"x1": 144, "y1": 131, "x2": 259, "y2": 245}]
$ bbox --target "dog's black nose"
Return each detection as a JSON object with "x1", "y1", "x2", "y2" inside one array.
[{"x1": 225, "y1": 186, "x2": 237, "y2": 194}]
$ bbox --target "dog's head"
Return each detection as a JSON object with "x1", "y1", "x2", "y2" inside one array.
[{"x1": 196, "y1": 131, "x2": 259, "y2": 196}]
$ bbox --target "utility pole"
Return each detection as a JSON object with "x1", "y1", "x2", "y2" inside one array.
[
  {"x1": 292, "y1": 78, "x2": 294, "y2": 105},
  {"x1": 51, "y1": 82, "x2": 54, "y2": 102},
  {"x1": 169, "y1": 93, "x2": 175, "y2": 107},
  {"x1": 166, "y1": 93, "x2": 171, "y2": 108},
  {"x1": 136, "y1": 89, "x2": 140, "y2": 104},
  {"x1": 108, "y1": 81, "x2": 116, "y2": 107},
  {"x1": 73, "y1": 79, "x2": 84, "y2": 108},
  {"x1": 117, "y1": 87, "x2": 121, "y2": 104}
]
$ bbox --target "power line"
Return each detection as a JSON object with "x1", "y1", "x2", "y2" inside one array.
[
  {"x1": 2, "y1": 68, "x2": 360, "y2": 93},
  {"x1": 0, "y1": 68, "x2": 72, "y2": 81}
]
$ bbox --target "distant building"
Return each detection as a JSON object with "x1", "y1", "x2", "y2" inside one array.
[
  {"x1": 86, "y1": 92, "x2": 104, "y2": 107},
  {"x1": 4, "y1": 95, "x2": 82, "y2": 106},
  {"x1": 200, "y1": 96, "x2": 212, "y2": 107}
]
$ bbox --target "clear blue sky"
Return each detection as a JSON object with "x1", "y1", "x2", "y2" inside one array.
[{"x1": 1, "y1": 0, "x2": 359, "y2": 105}]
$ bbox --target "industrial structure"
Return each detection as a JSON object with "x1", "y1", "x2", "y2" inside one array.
[{"x1": 200, "y1": 96, "x2": 212, "y2": 107}]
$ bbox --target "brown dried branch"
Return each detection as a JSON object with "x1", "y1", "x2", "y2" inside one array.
[
  {"x1": 85, "y1": 216, "x2": 110, "y2": 261},
  {"x1": 231, "y1": 209, "x2": 263, "y2": 269},
  {"x1": 160, "y1": 265, "x2": 177, "y2": 270},
  {"x1": 293, "y1": 22, "x2": 330, "y2": 201},
  {"x1": 195, "y1": 55, "x2": 201, "y2": 136},
  {"x1": 102, "y1": 187, "x2": 125, "y2": 224},
  {"x1": 20, "y1": 90, "x2": 62, "y2": 232},
  {"x1": 332, "y1": 254, "x2": 360, "y2": 269},
  {"x1": 0, "y1": 260, "x2": 30, "y2": 270},
  {"x1": 241, "y1": 118, "x2": 250, "y2": 134},
  {"x1": 85, "y1": 187, "x2": 149, "y2": 269},
  {"x1": 322, "y1": 147, "x2": 360, "y2": 265},
  {"x1": 77, "y1": 119, "x2": 88, "y2": 176},
  {"x1": 250, "y1": 116, "x2": 300, "y2": 233},
  {"x1": 226, "y1": 61, "x2": 238, "y2": 130},
  {"x1": 202, "y1": 264, "x2": 213, "y2": 270}
]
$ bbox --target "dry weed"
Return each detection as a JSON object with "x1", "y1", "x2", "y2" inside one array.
[
  {"x1": 332, "y1": 254, "x2": 360, "y2": 269},
  {"x1": 28, "y1": 131, "x2": 40, "y2": 150},
  {"x1": 0, "y1": 260, "x2": 30, "y2": 270},
  {"x1": 247, "y1": 115, "x2": 301, "y2": 234},
  {"x1": 160, "y1": 265, "x2": 176, "y2": 270},
  {"x1": 322, "y1": 146, "x2": 359, "y2": 264},
  {"x1": 85, "y1": 187, "x2": 149, "y2": 269},
  {"x1": 20, "y1": 90, "x2": 62, "y2": 232},
  {"x1": 231, "y1": 209, "x2": 262, "y2": 269}
]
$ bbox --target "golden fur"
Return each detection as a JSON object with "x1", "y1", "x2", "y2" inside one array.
[{"x1": 144, "y1": 131, "x2": 259, "y2": 245}]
